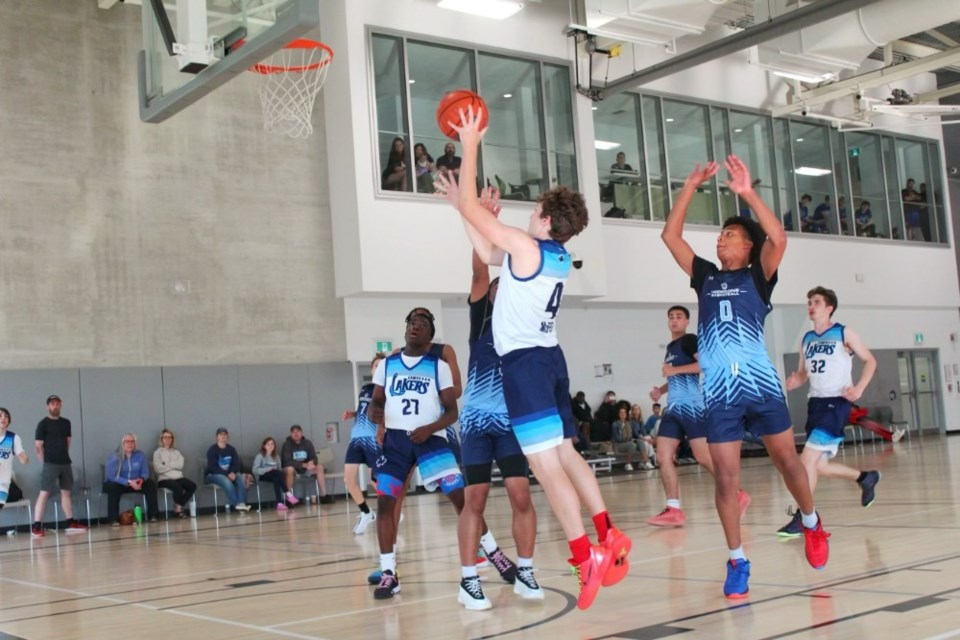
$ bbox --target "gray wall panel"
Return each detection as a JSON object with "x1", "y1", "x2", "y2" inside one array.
[
  {"x1": 308, "y1": 362, "x2": 357, "y2": 491},
  {"x1": 238, "y1": 365, "x2": 311, "y2": 457}
]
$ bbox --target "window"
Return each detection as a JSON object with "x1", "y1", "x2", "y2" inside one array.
[
  {"x1": 829, "y1": 128, "x2": 853, "y2": 237},
  {"x1": 927, "y1": 142, "x2": 947, "y2": 245},
  {"x1": 642, "y1": 95, "x2": 669, "y2": 221},
  {"x1": 896, "y1": 139, "x2": 935, "y2": 243},
  {"x1": 729, "y1": 111, "x2": 776, "y2": 221},
  {"x1": 790, "y1": 122, "x2": 836, "y2": 235},
  {"x1": 664, "y1": 99, "x2": 717, "y2": 225},
  {"x1": 712, "y1": 107, "x2": 736, "y2": 219},
  {"x1": 845, "y1": 132, "x2": 889, "y2": 238},
  {"x1": 594, "y1": 93, "x2": 646, "y2": 219},
  {"x1": 882, "y1": 136, "x2": 904, "y2": 239},
  {"x1": 369, "y1": 32, "x2": 577, "y2": 199}
]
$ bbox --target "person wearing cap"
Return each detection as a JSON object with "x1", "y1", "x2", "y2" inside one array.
[
  {"x1": 32, "y1": 395, "x2": 87, "y2": 537},
  {"x1": 281, "y1": 425, "x2": 333, "y2": 504},
  {"x1": 204, "y1": 428, "x2": 251, "y2": 512}
]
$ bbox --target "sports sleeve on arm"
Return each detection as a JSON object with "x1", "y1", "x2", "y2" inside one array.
[
  {"x1": 437, "y1": 360, "x2": 454, "y2": 391},
  {"x1": 680, "y1": 334, "x2": 699, "y2": 359},
  {"x1": 690, "y1": 256, "x2": 715, "y2": 294},
  {"x1": 467, "y1": 296, "x2": 489, "y2": 344}
]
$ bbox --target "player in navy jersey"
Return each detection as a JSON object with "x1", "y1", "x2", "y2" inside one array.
[
  {"x1": 647, "y1": 305, "x2": 751, "y2": 527},
  {"x1": 778, "y1": 286, "x2": 880, "y2": 537},
  {"x1": 661, "y1": 156, "x2": 829, "y2": 600},
  {"x1": 342, "y1": 353, "x2": 385, "y2": 535},
  {"x1": 437, "y1": 106, "x2": 630, "y2": 611}
]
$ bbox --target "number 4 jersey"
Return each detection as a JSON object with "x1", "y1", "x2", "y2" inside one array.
[
  {"x1": 691, "y1": 255, "x2": 784, "y2": 407},
  {"x1": 802, "y1": 323, "x2": 853, "y2": 398},
  {"x1": 373, "y1": 351, "x2": 454, "y2": 436}
]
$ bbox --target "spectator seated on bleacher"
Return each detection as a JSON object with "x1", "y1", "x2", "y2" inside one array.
[{"x1": 611, "y1": 408, "x2": 640, "y2": 471}]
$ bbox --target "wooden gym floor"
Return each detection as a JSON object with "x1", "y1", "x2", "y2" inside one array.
[{"x1": 0, "y1": 434, "x2": 958, "y2": 639}]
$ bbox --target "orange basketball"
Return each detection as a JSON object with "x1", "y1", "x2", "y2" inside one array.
[{"x1": 436, "y1": 89, "x2": 488, "y2": 140}]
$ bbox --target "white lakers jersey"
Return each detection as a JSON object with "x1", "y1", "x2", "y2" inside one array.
[
  {"x1": 374, "y1": 351, "x2": 453, "y2": 436},
  {"x1": 802, "y1": 323, "x2": 853, "y2": 398},
  {"x1": 493, "y1": 239, "x2": 571, "y2": 356}
]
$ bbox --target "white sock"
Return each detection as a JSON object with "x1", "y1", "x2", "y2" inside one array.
[
  {"x1": 380, "y1": 552, "x2": 397, "y2": 573},
  {"x1": 801, "y1": 510, "x2": 819, "y2": 529},
  {"x1": 461, "y1": 565, "x2": 478, "y2": 579},
  {"x1": 729, "y1": 546, "x2": 746, "y2": 561},
  {"x1": 517, "y1": 557, "x2": 533, "y2": 568},
  {"x1": 479, "y1": 531, "x2": 498, "y2": 555},
  {"x1": 666, "y1": 499, "x2": 681, "y2": 509}
]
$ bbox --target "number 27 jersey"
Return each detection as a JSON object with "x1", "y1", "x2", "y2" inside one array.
[
  {"x1": 373, "y1": 352, "x2": 453, "y2": 436},
  {"x1": 691, "y1": 256, "x2": 784, "y2": 406}
]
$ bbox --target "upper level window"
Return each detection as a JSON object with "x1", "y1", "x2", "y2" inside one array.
[{"x1": 370, "y1": 32, "x2": 578, "y2": 201}]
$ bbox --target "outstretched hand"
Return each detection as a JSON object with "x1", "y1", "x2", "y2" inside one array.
[
  {"x1": 723, "y1": 155, "x2": 754, "y2": 195},
  {"x1": 449, "y1": 105, "x2": 487, "y2": 149},
  {"x1": 479, "y1": 186, "x2": 502, "y2": 217},
  {"x1": 434, "y1": 170, "x2": 460, "y2": 206},
  {"x1": 684, "y1": 162, "x2": 719, "y2": 189}
]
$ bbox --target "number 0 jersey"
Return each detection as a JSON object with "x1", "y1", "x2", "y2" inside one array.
[
  {"x1": 493, "y1": 239, "x2": 570, "y2": 357},
  {"x1": 691, "y1": 255, "x2": 784, "y2": 407},
  {"x1": 802, "y1": 323, "x2": 853, "y2": 398},
  {"x1": 373, "y1": 351, "x2": 453, "y2": 436}
]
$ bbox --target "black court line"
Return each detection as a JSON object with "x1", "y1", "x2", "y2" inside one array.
[
  {"x1": 228, "y1": 579, "x2": 275, "y2": 588},
  {"x1": 597, "y1": 624, "x2": 693, "y2": 639},
  {"x1": 471, "y1": 586, "x2": 577, "y2": 640}
]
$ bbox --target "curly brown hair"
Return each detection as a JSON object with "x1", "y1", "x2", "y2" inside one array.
[{"x1": 537, "y1": 186, "x2": 589, "y2": 243}]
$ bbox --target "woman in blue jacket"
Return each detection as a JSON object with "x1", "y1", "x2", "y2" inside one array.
[{"x1": 104, "y1": 433, "x2": 159, "y2": 525}]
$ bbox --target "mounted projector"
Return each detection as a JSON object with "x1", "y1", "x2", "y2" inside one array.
[{"x1": 886, "y1": 88, "x2": 914, "y2": 105}]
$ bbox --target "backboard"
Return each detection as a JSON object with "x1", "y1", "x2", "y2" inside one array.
[{"x1": 139, "y1": 0, "x2": 319, "y2": 123}]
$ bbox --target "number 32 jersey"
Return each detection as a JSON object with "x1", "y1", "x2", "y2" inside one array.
[
  {"x1": 374, "y1": 352, "x2": 453, "y2": 436},
  {"x1": 493, "y1": 239, "x2": 570, "y2": 357},
  {"x1": 802, "y1": 323, "x2": 853, "y2": 398},
  {"x1": 691, "y1": 256, "x2": 784, "y2": 407}
]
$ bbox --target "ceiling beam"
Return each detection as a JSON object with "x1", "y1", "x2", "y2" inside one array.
[
  {"x1": 926, "y1": 28, "x2": 960, "y2": 48},
  {"x1": 916, "y1": 82, "x2": 960, "y2": 103},
  {"x1": 596, "y1": 0, "x2": 886, "y2": 98},
  {"x1": 772, "y1": 46, "x2": 960, "y2": 116}
]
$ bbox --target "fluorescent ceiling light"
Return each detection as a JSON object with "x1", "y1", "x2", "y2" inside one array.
[
  {"x1": 795, "y1": 166, "x2": 831, "y2": 177},
  {"x1": 503, "y1": 93, "x2": 513, "y2": 98},
  {"x1": 592, "y1": 106, "x2": 598, "y2": 111},
  {"x1": 437, "y1": 0, "x2": 524, "y2": 20},
  {"x1": 594, "y1": 140, "x2": 621, "y2": 151},
  {"x1": 665, "y1": 118, "x2": 674, "y2": 122},
  {"x1": 408, "y1": 79, "x2": 416, "y2": 84},
  {"x1": 733, "y1": 128, "x2": 743, "y2": 133},
  {"x1": 772, "y1": 69, "x2": 838, "y2": 84},
  {"x1": 795, "y1": 138, "x2": 804, "y2": 142}
]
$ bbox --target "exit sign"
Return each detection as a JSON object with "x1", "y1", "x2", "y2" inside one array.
[
  {"x1": 849, "y1": 147, "x2": 860, "y2": 158},
  {"x1": 376, "y1": 340, "x2": 393, "y2": 353},
  {"x1": 915, "y1": 333, "x2": 924, "y2": 345}
]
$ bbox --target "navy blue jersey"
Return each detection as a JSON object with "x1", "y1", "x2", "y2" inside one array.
[
  {"x1": 691, "y1": 255, "x2": 784, "y2": 407},
  {"x1": 350, "y1": 383, "x2": 377, "y2": 440},
  {"x1": 664, "y1": 333, "x2": 705, "y2": 417},
  {"x1": 462, "y1": 292, "x2": 509, "y2": 433}
]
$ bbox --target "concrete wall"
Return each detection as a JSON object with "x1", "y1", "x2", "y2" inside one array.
[{"x1": 0, "y1": 0, "x2": 346, "y2": 369}]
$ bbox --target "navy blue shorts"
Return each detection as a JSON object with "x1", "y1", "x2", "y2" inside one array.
[
  {"x1": 344, "y1": 437, "x2": 381, "y2": 470},
  {"x1": 445, "y1": 426, "x2": 462, "y2": 464},
  {"x1": 375, "y1": 429, "x2": 460, "y2": 495},
  {"x1": 706, "y1": 396, "x2": 792, "y2": 444},
  {"x1": 500, "y1": 346, "x2": 578, "y2": 455},
  {"x1": 658, "y1": 408, "x2": 708, "y2": 441},
  {"x1": 461, "y1": 412, "x2": 527, "y2": 482},
  {"x1": 805, "y1": 397, "x2": 851, "y2": 440}
]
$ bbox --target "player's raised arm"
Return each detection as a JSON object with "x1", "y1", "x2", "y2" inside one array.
[
  {"x1": 724, "y1": 155, "x2": 786, "y2": 280},
  {"x1": 451, "y1": 107, "x2": 538, "y2": 260},
  {"x1": 662, "y1": 162, "x2": 719, "y2": 277},
  {"x1": 437, "y1": 173, "x2": 505, "y2": 266}
]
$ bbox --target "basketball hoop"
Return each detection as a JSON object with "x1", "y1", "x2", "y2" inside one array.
[{"x1": 250, "y1": 39, "x2": 333, "y2": 139}]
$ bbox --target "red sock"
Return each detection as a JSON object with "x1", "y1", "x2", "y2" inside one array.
[
  {"x1": 592, "y1": 511, "x2": 612, "y2": 543},
  {"x1": 569, "y1": 535, "x2": 592, "y2": 565}
]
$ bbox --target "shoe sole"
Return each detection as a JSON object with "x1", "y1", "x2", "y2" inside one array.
[
  {"x1": 601, "y1": 531, "x2": 633, "y2": 587},
  {"x1": 578, "y1": 548, "x2": 614, "y2": 610},
  {"x1": 458, "y1": 588, "x2": 492, "y2": 610},
  {"x1": 647, "y1": 519, "x2": 684, "y2": 527},
  {"x1": 374, "y1": 584, "x2": 401, "y2": 600},
  {"x1": 514, "y1": 581, "x2": 545, "y2": 600},
  {"x1": 777, "y1": 531, "x2": 802, "y2": 538},
  {"x1": 64, "y1": 529, "x2": 88, "y2": 535},
  {"x1": 725, "y1": 590, "x2": 749, "y2": 600}
]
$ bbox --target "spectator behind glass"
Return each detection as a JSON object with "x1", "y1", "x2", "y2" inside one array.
[
  {"x1": 855, "y1": 201, "x2": 875, "y2": 237},
  {"x1": 253, "y1": 437, "x2": 289, "y2": 511},
  {"x1": 104, "y1": 433, "x2": 159, "y2": 525},
  {"x1": 610, "y1": 152, "x2": 633, "y2": 172},
  {"x1": 381, "y1": 137, "x2": 408, "y2": 191},
  {"x1": 413, "y1": 143, "x2": 436, "y2": 193},
  {"x1": 837, "y1": 196, "x2": 848, "y2": 233},
  {"x1": 902, "y1": 178, "x2": 923, "y2": 240},
  {"x1": 810, "y1": 195, "x2": 831, "y2": 233},
  {"x1": 436, "y1": 142, "x2": 462, "y2": 180},
  {"x1": 153, "y1": 429, "x2": 196, "y2": 518}
]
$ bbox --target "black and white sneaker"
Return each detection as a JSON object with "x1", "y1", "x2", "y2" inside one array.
[
  {"x1": 486, "y1": 547, "x2": 518, "y2": 584},
  {"x1": 374, "y1": 570, "x2": 400, "y2": 600},
  {"x1": 513, "y1": 567, "x2": 545, "y2": 600},
  {"x1": 458, "y1": 576, "x2": 492, "y2": 610}
]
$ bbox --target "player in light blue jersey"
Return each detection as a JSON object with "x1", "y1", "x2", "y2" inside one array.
[
  {"x1": 438, "y1": 106, "x2": 630, "y2": 611},
  {"x1": 662, "y1": 156, "x2": 829, "y2": 600},
  {"x1": 0, "y1": 408, "x2": 29, "y2": 509},
  {"x1": 342, "y1": 352, "x2": 385, "y2": 535},
  {"x1": 778, "y1": 286, "x2": 880, "y2": 537},
  {"x1": 647, "y1": 305, "x2": 751, "y2": 528}
]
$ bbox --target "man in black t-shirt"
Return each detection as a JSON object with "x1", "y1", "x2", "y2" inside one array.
[
  {"x1": 32, "y1": 395, "x2": 87, "y2": 537},
  {"x1": 436, "y1": 142, "x2": 462, "y2": 180}
]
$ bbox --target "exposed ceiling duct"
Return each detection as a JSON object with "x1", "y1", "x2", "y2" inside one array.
[{"x1": 570, "y1": 0, "x2": 726, "y2": 47}]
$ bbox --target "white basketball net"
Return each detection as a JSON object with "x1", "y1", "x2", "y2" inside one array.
[{"x1": 253, "y1": 43, "x2": 331, "y2": 139}]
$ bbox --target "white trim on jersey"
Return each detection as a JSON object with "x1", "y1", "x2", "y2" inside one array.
[
  {"x1": 803, "y1": 324, "x2": 853, "y2": 398},
  {"x1": 373, "y1": 352, "x2": 453, "y2": 435}
]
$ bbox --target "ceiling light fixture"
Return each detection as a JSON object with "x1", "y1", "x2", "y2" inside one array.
[
  {"x1": 733, "y1": 128, "x2": 743, "y2": 133},
  {"x1": 772, "y1": 69, "x2": 838, "y2": 84},
  {"x1": 795, "y1": 138, "x2": 804, "y2": 142},
  {"x1": 665, "y1": 118, "x2": 675, "y2": 122},
  {"x1": 503, "y1": 93, "x2": 513, "y2": 98},
  {"x1": 594, "y1": 140, "x2": 621, "y2": 151},
  {"x1": 437, "y1": 0, "x2": 524, "y2": 20},
  {"x1": 795, "y1": 166, "x2": 831, "y2": 177}
]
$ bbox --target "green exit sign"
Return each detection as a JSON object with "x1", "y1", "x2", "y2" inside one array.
[
  {"x1": 849, "y1": 147, "x2": 860, "y2": 158},
  {"x1": 914, "y1": 333, "x2": 924, "y2": 345},
  {"x1": 376, "y1": 340, "x2": 393, "y2": 353}
]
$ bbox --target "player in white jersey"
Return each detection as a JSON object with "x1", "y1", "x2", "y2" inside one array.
[
  {"x1": 368, "y1": 312, "x2": 467, "y2": 600},
  {"x1": 438, "y1": 106, "x2": 631, "y2": 611},
  {"x1": 778, "y1": 287, "x2": 880, "y2": 536},
  {"x1": 0, "y1": 408, "x2": 29, "y2": 508}
]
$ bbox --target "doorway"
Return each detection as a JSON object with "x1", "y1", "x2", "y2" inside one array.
[{"x1": 897, "y1": 350, "x2": 943, "y2": 434}]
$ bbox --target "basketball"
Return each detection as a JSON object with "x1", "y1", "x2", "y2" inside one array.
[{"x1": 436, "y1": 89, "x2": 488, "y2": 140}]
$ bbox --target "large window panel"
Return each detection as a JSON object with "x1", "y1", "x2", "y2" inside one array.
[
  {"x1": 772, "y1": 118, "x2": 797, "y2": 227},
  {"x1": 372, "y1": 34, "x2": 411, "y2": 193},
  {"x1": 642, "y1": 95, "x2": 669, "y2": 221},
  {"x1": 711, "y1": 107, "x2": 736, "y2": 219},
  {"x1": 729, "y1": 111, "x2": 776, "y2": 221},
  {"x1": 928, "y1": 142, "x2": 948, "y2": 245},
  {"x1": 790, "y1": 121, "x2": 836, "y2": 235},
  {"x1": 406, "y1": 41, "x2": 475, "y2": 194},
  {"x1": 882, "y1": 136, "x2": 905, "y2": 240},
  {"x1": 830, "y1": 128, "x2": 853, "y2": 236},
  {"x1": 664, "y1": 99, "x2": 718, "y2": 225},
  {"x1": 478, "y1": 53, "x2": 545, "y2": 202},
  {"x1": 845, "y1": 132, "x2": 888, "y2": 238},
  {"x1": 543, "y1": 64, "x2": 578, "y2": 192},
  {"x1": 594, "y1": 93, "x2": 646, "y2": 219},
  {"x1": 896, "y1": 139, "x2": 934, "y2": 242}
]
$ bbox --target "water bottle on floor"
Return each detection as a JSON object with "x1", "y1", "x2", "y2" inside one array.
[
  {"x1": 134, "y1": 505, "x2": 143, "y2": 525},
  {"x1": 188, "y1": 499, "x2": 197, "y2": 518}
]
